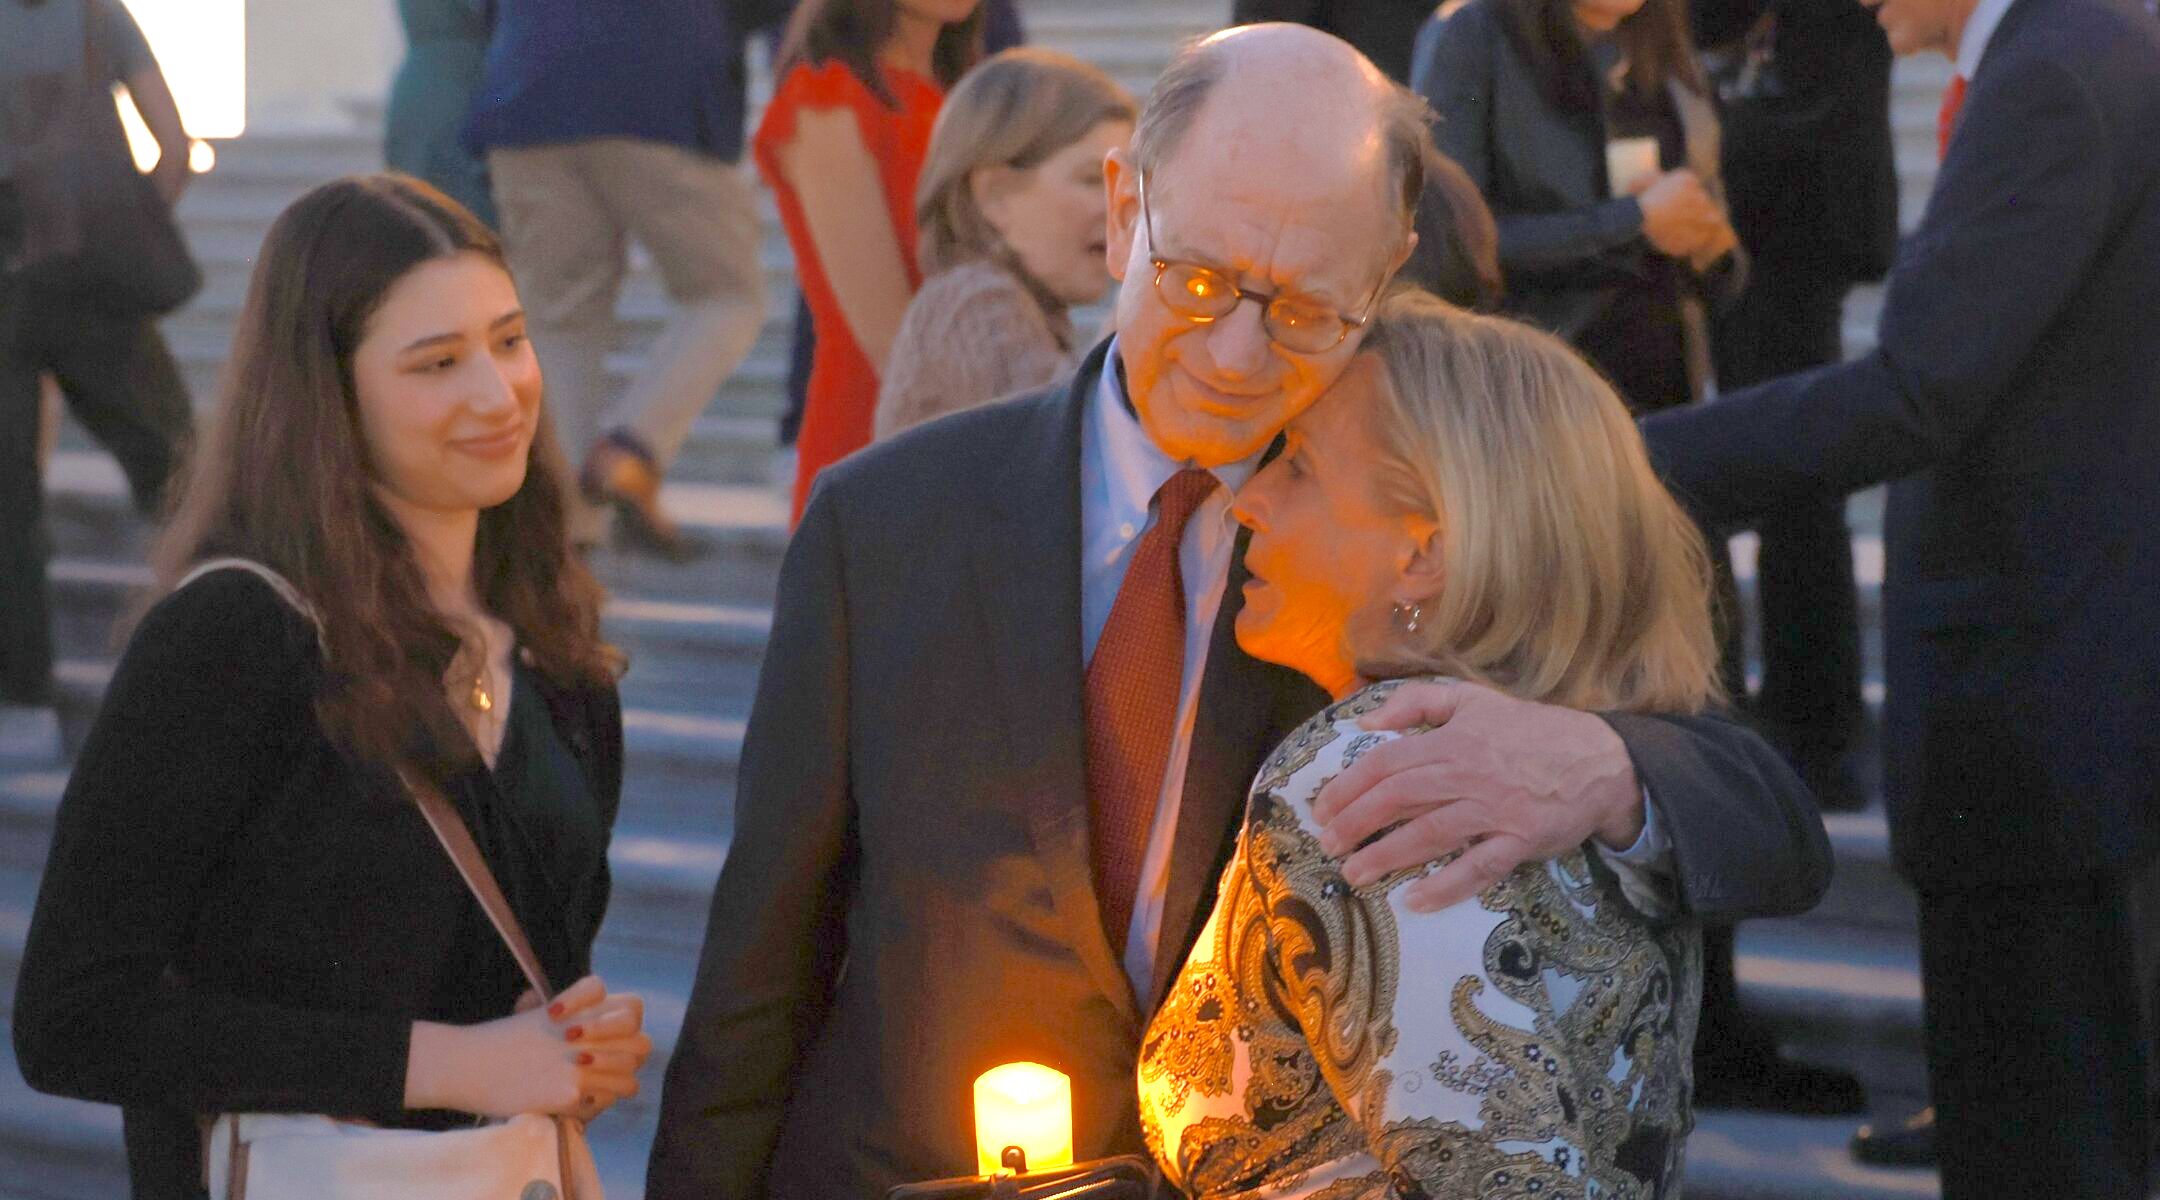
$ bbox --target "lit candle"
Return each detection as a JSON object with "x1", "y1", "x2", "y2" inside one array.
[{"x1": 972, "y1": 1062, "x2": 1074, "y2": 1176}]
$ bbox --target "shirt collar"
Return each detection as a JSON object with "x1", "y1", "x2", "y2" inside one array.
[
  {"x1": 1092, "y1": 337, "x2": 1263, "y2": 524},
  {"x1": 1955, "y1": 0, "x2": 2019, "y2": 79}
]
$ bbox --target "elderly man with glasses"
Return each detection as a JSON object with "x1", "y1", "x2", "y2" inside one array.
[{"x1": 646, "y1": 23, "x2": 1830, "y2": 1200}]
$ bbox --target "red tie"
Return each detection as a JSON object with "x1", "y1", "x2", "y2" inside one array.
[
  {"x1": 1084, "y1": 468, "x2": 1219, "y2": 954},
  {"x1": 1938, "y1": 74, "x2": 1969, "y2": 162}
]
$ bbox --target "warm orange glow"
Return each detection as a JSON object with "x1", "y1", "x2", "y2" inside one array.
[{"x1": 973, "y1": 1062, "x2": 1074, "y2": 1176}]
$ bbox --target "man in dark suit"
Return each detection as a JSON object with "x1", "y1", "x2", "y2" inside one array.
[
  {"x1": 1636, "y1": 0, "x2": 2160, "y2": 1191},
  {"x1": 647, "y1": 26, "x2": 1830, "y2": 1200}
]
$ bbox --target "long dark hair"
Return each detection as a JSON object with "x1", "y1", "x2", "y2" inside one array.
[
  {"x1": 149, "y1": 173, "x2": 619, "y2": 780},
  {"x1": 778, "y1": 0, "x2": 985, "y2": 107},
  {"x1": 1499, "y1": 0, "x2": 1707, "y2": 112}
]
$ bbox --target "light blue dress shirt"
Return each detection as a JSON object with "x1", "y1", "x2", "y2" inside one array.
[{"x1": 1079, "y1": 341, "x2": 1260, "y2": 996}]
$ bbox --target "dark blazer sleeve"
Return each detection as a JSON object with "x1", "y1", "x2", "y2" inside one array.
[
  {"x1": 1415, "y1": 5, "x2": 1648, "y2": 280},
  {"x1": 12, "y1": 575, "x2": 412, "y2": 1115},
  {"x1": 645, "y1": 481, "x2": 859, "y2": 1200},
  {"x1": 1604, "y1": 710, "x2": 1832, "y2": 919},
  {"x1": 1640, "y1": 51, "x2": 2118, "y2": 523}
]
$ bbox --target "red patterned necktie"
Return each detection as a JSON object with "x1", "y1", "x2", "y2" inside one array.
[
  {"x1": 1938, "y1": 74, "x2": 1969, "y2": 162},
  {"x1": 1084, "y1": 468, "x2": 1220, "y2": 954}
]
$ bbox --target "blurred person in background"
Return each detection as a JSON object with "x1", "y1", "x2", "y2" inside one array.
[
  {"x1": 775, "y1": 0, "x2": 1026, "y2": 473},
  {"x1": 1229, "y1": 0, "x2": 1439, "y2": 82},
  {"x1": 1399, "y1": 142, "x2": 1503, "y2": 309},
  {"x1": 1414, "y1": 0, "x2": 1746, "y2": 419},
  {"x1": 755, "y1": 0, "x2": 984, "y2": 524},
  {"x1": 0, "y1": 0, "x2": 195, "y2": 763},
  {"x1": 387, "y1": 0, "x2": 497, "y2": 227},
  {"x1": 1415, "y1": 0, "x2": 1753, "y2": 762},
  {"x1": 12, "y1": 175, "x2": 650, "y2": 1199},
  {"x1": 874, "y1": 47, "x2": 1133, "y2": 439},
  {"x1": 1684, "y1": 0, "x2": 1897, "y2": 1122},
  {"x1": 466, "y1": 0, "x2": 787, "y2": 559},
  {"x1": 1696, "y1": 0, "x2": 1893, "y2": 815}
]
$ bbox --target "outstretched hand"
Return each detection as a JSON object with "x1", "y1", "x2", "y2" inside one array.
[{"x1": 1311, "y1": 680, "x2": 1645, "y2": 913}]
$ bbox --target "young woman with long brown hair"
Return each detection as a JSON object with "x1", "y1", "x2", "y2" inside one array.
[{"x1": 13, "y1": 174, "x2": 650, "y2": 1199}]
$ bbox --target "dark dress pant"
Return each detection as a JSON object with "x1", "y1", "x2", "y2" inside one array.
[
  {"x1": 1711, "y1": 263, "x2": 1865, "y2": 760},
  {"x1": 1919, "y1": 861, "x2": 2159, "y2": 1199},
  {"x1": 0, "y1": 184, "x2": 191, "y2": 704},
  {"x1": 1693, "y1": 265, "x2": 1865, "y2": 1066}
]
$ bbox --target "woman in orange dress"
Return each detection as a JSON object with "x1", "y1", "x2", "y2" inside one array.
[{"x1": 756, "y1": 0, "x2": 985, "y2": 524}]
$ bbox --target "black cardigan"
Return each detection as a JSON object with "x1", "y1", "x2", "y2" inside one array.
[{"x1": 11, "y1": 570, "x2": 624, "y2": 1199}]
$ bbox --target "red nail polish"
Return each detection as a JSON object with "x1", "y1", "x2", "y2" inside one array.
[
  {"x1": 576, "y1": 1052, "x2": 593, "y2": 1066},
  {"x1": 565, "y1": 1026, "x2": 584, "y2": 1041},
  {"x1": 547, "y1": 1002, "x2": 565, "y2": 1019}
]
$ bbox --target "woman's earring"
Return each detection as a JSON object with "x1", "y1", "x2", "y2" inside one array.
[{"x1": 1392, "y1": 601, "x2": 1423, "y2": 634}]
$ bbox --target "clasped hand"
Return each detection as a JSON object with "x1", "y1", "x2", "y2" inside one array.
[
  {"x1": 1310, "y1": 681, "x2": 1645, "y2": 913},
  {"x1": 1633, "y1": 168, "x2": 1739, "y2": 268},
  {"x1": 405, "y1": 974, "x2": 652, "y2": 1124}
]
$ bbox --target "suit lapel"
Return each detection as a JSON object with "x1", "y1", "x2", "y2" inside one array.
[{"x1": 971, "y1": 341, "x2": 1141, "y2": 1031}]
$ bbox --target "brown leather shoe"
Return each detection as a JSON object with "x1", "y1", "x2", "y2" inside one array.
[{"x1": 581, "y1": 433, "x2": 695, "y2": 562}]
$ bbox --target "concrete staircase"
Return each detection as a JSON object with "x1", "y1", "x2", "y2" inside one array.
[{"x1": 5, "y1": 6, "x2": 1965, "y2": 1197}]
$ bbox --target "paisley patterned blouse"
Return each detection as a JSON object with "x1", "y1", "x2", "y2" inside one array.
[{"x1": 1138, "y1": 680, "x2": 1702, "y2": 1199}]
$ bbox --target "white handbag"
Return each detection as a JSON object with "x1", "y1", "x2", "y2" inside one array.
[
  {"x1": 184, "y1": 559, "x2": 606, "y2": 1200},
  {"x1": 205, "y1": 1112, "x2": 590, "y2": 1200}
]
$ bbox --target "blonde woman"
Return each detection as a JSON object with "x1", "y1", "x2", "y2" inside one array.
[
  {"x1": 873, "y1": 48, "x2": 1134, "y2": 439},
  {"x1": 1139, "y1": 290, "x2": 1717, "y2": 1198}
]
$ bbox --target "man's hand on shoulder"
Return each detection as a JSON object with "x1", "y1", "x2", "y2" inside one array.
[{"x1": 1311, "y1": 680, "x2": 1644, "y2": 912}]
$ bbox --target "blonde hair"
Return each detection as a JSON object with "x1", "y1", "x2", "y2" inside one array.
[
  {"x1": 1354, "y1": 290, "x2": 1723, "y2": 714},
  {"x1": 916, "y1": 48, "x2": 1136, "y2": 276}
]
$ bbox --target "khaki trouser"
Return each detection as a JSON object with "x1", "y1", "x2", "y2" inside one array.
[{"x1": 489, "y1": 139, "x2": 766, "y2": 540}]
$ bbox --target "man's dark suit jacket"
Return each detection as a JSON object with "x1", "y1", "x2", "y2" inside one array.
[
  {"x1": 1643, "y1": 0, "x2": 2160, "y2": 890},
  {"x1": 646, "y1": 340, "x2": 1831, "y2": 1199},
  {"x1": 1232, "y1": 0, "x2": 1437, "y2": 83}
]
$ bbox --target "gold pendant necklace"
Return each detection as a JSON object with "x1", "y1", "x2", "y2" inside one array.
[{"x1": 468, "y1": 671, "x2": 494, "y2": 713}]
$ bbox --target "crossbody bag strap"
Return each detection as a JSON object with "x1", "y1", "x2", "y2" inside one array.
[
  {"x1": 400, "y1": 771, "x2": 595, "y2": 1199},
  {"x1": 176, "y1": 558, "x2": 329, "y2": 655},
  {"x1": 398, "y1": 769, "x2": 554, "y2": 1002}
]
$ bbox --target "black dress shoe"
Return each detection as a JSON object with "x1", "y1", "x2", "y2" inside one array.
[
  {"x1": 1851, "y1": 1107, "x2": 1938, "y2": 1167},
  {"x1": 1694, "y1": 1047, "x2": 1869, "y2": 1115}
]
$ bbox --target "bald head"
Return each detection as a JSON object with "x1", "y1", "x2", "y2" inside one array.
[
  {"x1": 1132, "y1": 23, "x2": 1431, "y2": 225},
  {"x1": 1097, "y1": 23, "x2": 1433, "y2": 469}
]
